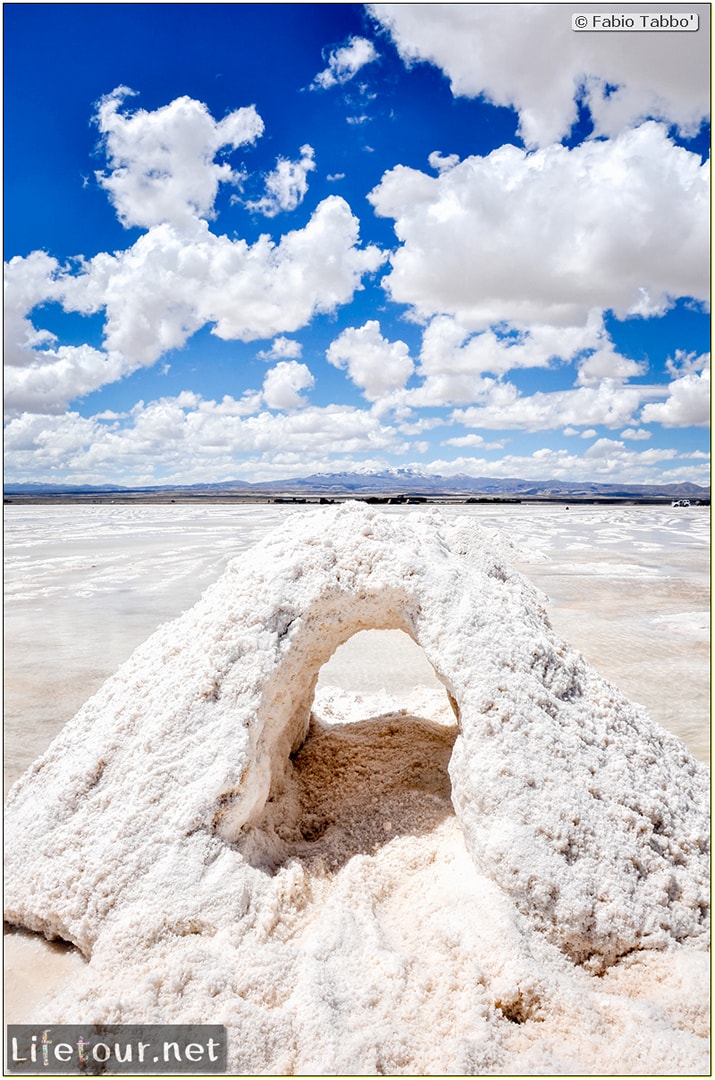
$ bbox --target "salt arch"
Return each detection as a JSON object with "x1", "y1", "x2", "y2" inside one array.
[{"x1": 4, "y1": 503, "x2": 709, "y2": 972}]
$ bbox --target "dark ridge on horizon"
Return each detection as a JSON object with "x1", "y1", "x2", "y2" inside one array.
[{"x1": 4, "y1": 470, "x2": 710, "y2": 502}]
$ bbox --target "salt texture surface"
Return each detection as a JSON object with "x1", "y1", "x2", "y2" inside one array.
[
  {"x1": 4, "y1": 504, "x2": 710, "y2": 1073},
  {"x1": 4, "y1": 500, "x2": 709, "y2": 794}
]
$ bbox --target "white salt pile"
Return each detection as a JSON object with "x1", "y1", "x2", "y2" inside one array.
[{"x1": 4, "y1": 503, "x2": 709, "y2": 1073}]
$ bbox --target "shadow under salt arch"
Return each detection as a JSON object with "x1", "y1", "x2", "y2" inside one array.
[{"x1": 239, "y1": 713, "x2": 459, "y2": 875}]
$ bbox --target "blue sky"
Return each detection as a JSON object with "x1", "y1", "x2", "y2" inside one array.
[{"x1": 4, "y1": 3, "x2": 710, "y2": 487}]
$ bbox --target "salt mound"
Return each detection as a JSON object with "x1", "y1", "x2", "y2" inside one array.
[{"x1": 4, "y1": 503, "x2": 709, "y2": 1071}]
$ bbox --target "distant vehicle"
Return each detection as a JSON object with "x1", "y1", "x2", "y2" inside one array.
[{"x1": 671, "y1": 499, "x2": 691, "y2": 507}]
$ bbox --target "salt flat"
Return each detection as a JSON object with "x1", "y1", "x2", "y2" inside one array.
[
  {"x1": 4, "y1": 502, "x2": 709, "y2": 795},
  {"x1": 3, "y1": 502, "x2": 710, "y2": 1074}
]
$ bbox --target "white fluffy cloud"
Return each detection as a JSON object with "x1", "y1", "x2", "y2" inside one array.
[
  {"x1": 262, "y1": 361, "x2": 315, "y2": 410},
  {"x1": 3, "y1": 396, "x2": 412, "y2": 485},
  {"x1": 369, "y1": 123, "x2": 709, "y2": 329},
  {"x1": 452, "y1": 379, "x2": 651, "y2": 433},
  {"x1": 641, "y1": 353, "x2": 710, "y2": 427},
  {"x1": 5, "y1": 93, "x2": 385, "y2": 415},
  {"x1": 79, "y1": 198, "x2": 386, "y2": 354},
  {"x1": 576, "y1": 346, "x2": 647, "y2": 387},
  {"x1": 4, "y1": 385, "x2": 706, "y2": 488},
  {"x1": 69, "y1": 197, "x2": 383, "y2": 355},
  {"x1": 5, "y1": 251, "x2": 65, "y2": 367},
  {"x1": 5, "y1": 69, "x2": 709, "y2": 488},
  {"x1": 312, "y1": 36, "x2": 379, "y2": 90},
  {"x1": 3, "y1": 250, "x2": 127, "y2": 414},
  {"x1": 665, "y1": 349, "x2": 708, "y2": 378},
  {"x1": 428, "y1": 151, "x2": 460, "y2": 173},
  {"x1": 247, "y1": 144, "x2": 316, "y2": 217},
  {"x1": 95, "y1": 87, "x2": 264, "y2": 229},
  {"x1": 326, "y1": 320, "x2": 414, "y2": 400},
  {"x1": 257, "y1": 337, "x2": 303, "y2": 362},
  {"x1": 421, "y1": 312, "x2": 599, "y2": 374},
  {"x1": 417, "y1": 442, "x2": 691, "y2": 485},
  {"x1": 4, "y1": 411, "x2": 103, "y2": 470},
  {"x1": 7, "y1": 195, "x2": 384, "y2": 411},
  {"x1": 5, "y1": 344, "x2": 125, "y2": 415},
  {"x1": 621, "y1": 428, "x2": 652, "y2": 441},
  {"x1": 369, "y1": 4, "x2": 709, "y2": 146},
  {"x1": 583, "y1": 437, "x2": 676, "y2": 467},
  {"x1": 441, "y1": 433, "x2": 506, "y2": 450},
  {"x1": 385, "y1": 312, "x2": 644, "y2": 409}
]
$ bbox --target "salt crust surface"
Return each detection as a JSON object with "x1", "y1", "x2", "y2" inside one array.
[
  {"x1": 5, "y1": 501, "x2": 710, "y2": 793},
  {"x1": 4, "y1": 503, "x2": 709, "y2": 1073}
]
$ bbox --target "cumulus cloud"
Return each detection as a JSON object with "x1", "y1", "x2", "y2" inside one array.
[
  {"x1": 4, "y1": 411, "x2": 101, "y2": 469},
  {"x1": 95, "y1": 409, "x2": 127, "y2": 421},
  {"x1": 5, "y1": 75, "x2": 708, "y2": 487},
  {"x1": 312, "y1": 36, "x2": 379, "y2": 90},
  {"x1": 3, "y1": 396, "x2": 412, "y2": 485},
  {"x1": 86, "y1": 197, "x2": 382, "y2": 356},
  {"x1": 452, "y1": 379, "x2": 648, "y2": 433},
  {"x1": 4, "y1": 380, "x2": 706, "y2": 487},
  {"x1": 584, "y1": 436, "x2": 676, "y2": 465},
  {"x1": 246, "y1": 144, "x2": 316, "y2": 217},
  {"x1": 5, "y1": 93, "x2": 385, "y2": 415},
  {"x1": 369, "y1": 4, "x2": 709, "y2": 146},
  {"x1": 94, "y1": 87, "x2": 264, "y2": 229},
  {"x1": 7, "y1": 194, "x2": 384, "y2": 411},
  {"x1": 257, "y1": 336, "x2": 303, "y2": 361},
  {"x1": 1, "y1": 92, "x2": 392, "y2": 418},
  {"x1": 665, "y1": 348, "x2": 709, "y2": 378},
  {"x1": 326, "y1": 320, "x2": 414, "y2": 400},
  {"x1": 392, "y1": 312, "x2": 643, "y2": 409},
  {"x1": 421, "y1": 313, "x2": 600, "y2": 374},
  {"x1": 417, "y1": 442, "x2": 690, "y2": 485},
  {"x1": 262, "y1": 361, "x2": 315, "y2": 409},
  {"x1": 369, "y1": 123, "x2": 709, "y2": 329},
  {"x1": 4, "y1": 251, "x2": 65, "y2": 367},
  {"x1": 5, "y1": 344, "x2": 125, "y2": 415},
  {"x1": 441, "y1": 433, "x2": 506, "y2": 450},
  {"x1": 428, "y1": 151, "x2": 460, "y2": 173},
  {"x1": 576, "y1": 345, "x2": 647, "y2": 386},
  {"x1": 3, "y1": 250, "x2": 129, "y2": 414},
  {"x1": 640, "y1": 353, "x2": 710, "y2": 427}
]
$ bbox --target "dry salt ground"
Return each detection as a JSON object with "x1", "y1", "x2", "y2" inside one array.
[{"x1": 4, "y1": 503, "x2": 710, "y2": 1075}]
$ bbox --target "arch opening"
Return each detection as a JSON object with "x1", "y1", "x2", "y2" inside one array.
[
  {"x1": 236, "y1": 629, "x2": 460, "y2": 874},
  {"x1": 313, "y1": 628, "x2": 461, "y2": 728},
  {"x1": 317, "y1": 628, "x2": 448, "y2": 695}
]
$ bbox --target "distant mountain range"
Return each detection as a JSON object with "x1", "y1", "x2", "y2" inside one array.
[{"x1": 4, "y1": 469, "x2": 710, "y2": 501}]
